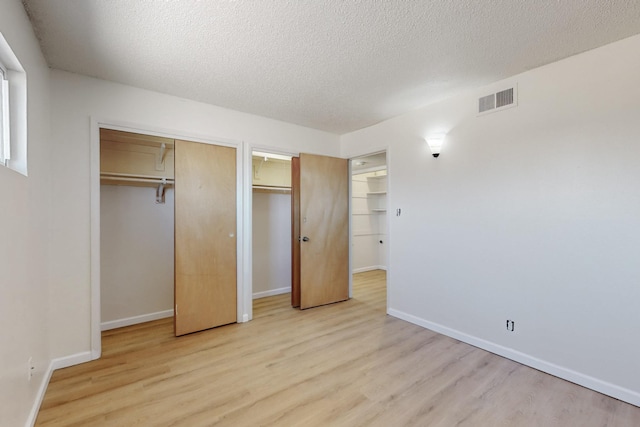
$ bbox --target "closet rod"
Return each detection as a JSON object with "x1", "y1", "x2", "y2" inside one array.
[
  {"x1": 101, "y1": 176, "x2": 174, "y2": 185},
  {"x1": 252, "y1": 185, "x2": 291, "y2": 192},
  {"x1": 100, "y1": 172, "x2": 174, "y2": 180}
]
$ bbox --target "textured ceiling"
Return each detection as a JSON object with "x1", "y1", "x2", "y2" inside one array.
[{"x1": 22, "y1": 0, "x2": 640, "y2": 134}]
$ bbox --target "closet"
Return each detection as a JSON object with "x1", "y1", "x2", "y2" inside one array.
[
  {"x1": 100, "y1": 129, "x2": 237, "y2": 336},
  {"x1": 252, "y1": 151, "x2": 350, "y2": 309},
  {"x1": 252, "y1": 151, "x2": 292, "y2": 299},
  {"x1": 100, "y1": 129, "x2": 175, "y2": 330},
  {"x1": 351, "y1": 153, "x2": 387, "y2": 272}
]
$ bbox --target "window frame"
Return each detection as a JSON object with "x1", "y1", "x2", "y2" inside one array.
[
  {"x1": 0, "y1": 32, "x2": 27, "y2": 175},
  {"x1": 0, "y1": 60, "x2": 9, "y2": 165}
]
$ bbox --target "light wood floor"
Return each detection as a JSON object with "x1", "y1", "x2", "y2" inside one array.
[{"x1": 37, "y1": 270, "x2": 640, "y2": 426}]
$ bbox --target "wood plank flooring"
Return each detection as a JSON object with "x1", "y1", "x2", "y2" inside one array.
[{"x1": 36, "y1": 270, "x2": 640, "y2": 426}]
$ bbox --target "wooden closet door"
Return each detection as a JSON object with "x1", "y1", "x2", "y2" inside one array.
[
  {"x1": 291, "y1": 156, "x2": 301, "y2": 308},
  {"x1": 298, "y1": 153, "x2": 349, "y2": 309},
  {"x1": 174, "y1": 140, "x2": 237, "y2": 336}
]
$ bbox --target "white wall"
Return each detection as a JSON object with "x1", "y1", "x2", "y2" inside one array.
[
  {"x1": 0, "y1": 1, "x2": 51, "y2": 426},
  {"x1": 48, "y1": 70, "x2": 340, "y2": 360},
  {"x1": 100, "y1": 185, "x2": 174, "y2": 327},
  {"x1": 252, "y1": 192, "x2": 292, "y2": 298},
  {"x1": 341, "y1": 34, "x2": 640, "y2": 405}
]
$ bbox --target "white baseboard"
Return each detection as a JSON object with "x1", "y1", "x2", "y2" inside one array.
[
  {"x1": 353, "y1": 265, "x2": 387, "y2": 273},
  {"x1": 51, "y1": 351, "x2": 93, "y2": 370},
  {"x1": 27, "y1": 351, "x2": 93, "y2": 427},
  {"x1": 253, "y1": 287, "x2": 291, "y2": 299},
  {"x1": 101, "y1": 309, "x2": 174, "y2": 331},
  {"x1": 26, "y1": 360, "x2": 55, "y2": 427},
  {"x1": 387, "y1": 308, "x2": 640, "y2": 408}
]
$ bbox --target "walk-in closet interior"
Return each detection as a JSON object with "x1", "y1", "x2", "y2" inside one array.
[{"x1": 351, "y1": 152, "x2": 387, "y2": 274}]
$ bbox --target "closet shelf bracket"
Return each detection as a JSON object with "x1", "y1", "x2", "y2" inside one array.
[{"x1": 156, "y1": 143, "x2": 167, "y2": 171}]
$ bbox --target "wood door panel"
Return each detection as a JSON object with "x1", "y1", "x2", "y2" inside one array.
[
  {"x1": 291, "y1": 156, "x2": 301, "y2": 307},
  {"x1": 299, "y1": 153, "x2": 349, "y2": 309},
  {"x1": 174, "y1": 140, "x2": 237, "y2": 336}
]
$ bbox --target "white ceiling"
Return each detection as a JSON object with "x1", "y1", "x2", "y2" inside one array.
[{"x1": 22, "y1": 0, "x2": 640, "y2": 135}]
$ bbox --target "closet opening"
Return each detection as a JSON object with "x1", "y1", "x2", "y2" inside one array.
[
  {"x1": 99, "y1": 129, "x2": 176, "y2": 332},
  {"x1": 251, "y1": 150, "x2": 293, "y2": 316},
  {"x1": 350, "y1": 152, "x2": 388, "y2": 305}
]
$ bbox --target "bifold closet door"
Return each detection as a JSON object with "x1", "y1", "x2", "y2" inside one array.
[
  {"x1": 174, "y1": 139, "x2": 237, "y2": 336},
  {"x1": 293, "y1": 153, "x2": 349, "y2": 309}
]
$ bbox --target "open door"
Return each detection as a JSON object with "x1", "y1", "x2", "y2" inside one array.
[
  {"x1": 291, "y1": 156, "x2": 301, "y2": 308},
  {"x1": 174, "y1": 140, "x2": 237, "y2": 336},
  {"x1": 292, "y1": 153, "x2": 349, "y2": 309}
]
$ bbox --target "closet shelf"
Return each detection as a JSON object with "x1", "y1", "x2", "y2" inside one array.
[
  {"x1": 366, "y1": 191, "x2": 387, "y2": 195},
  {"x1": 253, "y1": 185, "x2": 291, "y2": 194},
  {"x1": 371, "y1": 209, "x2": 387, "y2": 212}
]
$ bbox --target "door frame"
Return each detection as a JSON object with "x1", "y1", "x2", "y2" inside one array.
[
  {"x1": 89, "y1": 117, "x2": 246, "y2": 359},
  {"x1": 244, "y1": 144, "x2": 299, "y2": 320},
  {"x1": 348, "y1": 147, "x2": 390, "y2": 312},
  {"x1": 246, "y1": 145, "x2": 392, "y2": 316}
]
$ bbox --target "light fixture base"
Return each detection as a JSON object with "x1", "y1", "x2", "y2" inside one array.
[{"x1": 432, "y1": 153, "x2": 440, "y2": 158}]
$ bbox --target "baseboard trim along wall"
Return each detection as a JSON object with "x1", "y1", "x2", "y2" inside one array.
[
  {"x1": 252, "y1": 287, "x2": 291, "y2": 299},
  {"x1": 101, "y1": 309, "x2": 174, "y2": 331},
  {"x1": 27, "y1": 351, "x2": 93, "y2": 427},
  {"x1": 26, "y1": 361, "x2": 54, "y2": 427},
  {"x1": 387, "y1": 308, "x2": 640, "y2": 408}
]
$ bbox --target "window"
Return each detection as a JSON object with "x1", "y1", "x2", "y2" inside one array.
[
  {"x1": 0, "y1": 62, "x2": 10, "y2": 165},
  {"x1": 0, "y1": 32, "x2": 27, "y2": 175}
]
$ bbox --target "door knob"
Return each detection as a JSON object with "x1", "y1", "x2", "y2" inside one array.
[{"x1": 302, "y1": 236, "x2": 310, "y2": 242}]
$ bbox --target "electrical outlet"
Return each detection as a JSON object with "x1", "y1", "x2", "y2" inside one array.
[
  {"x1": 28, "y1": 357, "x2": 34, "y2": 381},
  {"x1": 506, "y1": 320, "x2": 515, "y2": 332}
]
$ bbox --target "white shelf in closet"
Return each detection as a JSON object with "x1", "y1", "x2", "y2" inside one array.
[{"x1": 352, "y1": 167, "x2": 387, "y2": 272}]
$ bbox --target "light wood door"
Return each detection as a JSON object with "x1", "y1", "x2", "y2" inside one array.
[
  {"x1": 298, "y1": 153, "x2": 349, "y2": 309},
  {"x1": 291, "y1": 156, "x2": 301, "y2": 308},
  {"x1": 174, "y1": 140, "x2": 237, "y2": 336}
]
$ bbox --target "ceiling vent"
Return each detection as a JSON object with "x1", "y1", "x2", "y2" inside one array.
[{"x1": 478, "y1": 85, "x2": 517, "y2": 115}]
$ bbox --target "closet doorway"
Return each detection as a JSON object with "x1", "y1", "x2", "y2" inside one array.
[
  {"x1": 251, "y1": 150, "x2": 293, "y2": 307},
  {"x1": 100, "y1": 129, "x2": 176, "y2": 332},
  {"x1": 252, "y1": 151, "x2": 351, "y2": 313},
  {"x1": 99, "y1": 128, "x2": 238, "y2": 339},
  {"x1": 350, "y1": 152, "x2": 388, "y2": 299}
]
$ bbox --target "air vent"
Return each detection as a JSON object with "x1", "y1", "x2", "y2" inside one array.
[
  {"x1": 479, "y1": 94, "x2": 495, "y2": 113},
  {"x1": 496, "y1": 88, "x2": 514, "y2": 108},
  {"x1": 478, "y1": 85, "x2": 517, "y2": 115}
]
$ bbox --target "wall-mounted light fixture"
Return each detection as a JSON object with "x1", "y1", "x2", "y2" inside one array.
[{"x1": 426, "y1": 134, "x2": 446, "y2": 158}]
